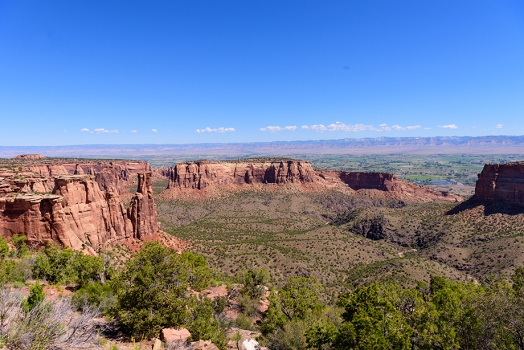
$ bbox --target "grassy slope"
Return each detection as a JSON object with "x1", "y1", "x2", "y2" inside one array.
[{"x1": 156, "y1": 189, "x2": 505, "y2": 296}]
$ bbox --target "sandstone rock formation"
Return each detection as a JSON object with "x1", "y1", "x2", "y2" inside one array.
[
  {"x1": 167, "y1": 160, "x2": 315, "y2": 190},
  {"x1": 335, "y1": 171, "x2": 459, "y2": 202},
  {"x1": 128, "y1": 172, "x2": 158, "y2": 239},
  {"x1": 475, "y1": 162, "x2": 524, "y2": 206},
  {"x1": 14, "y1": 154, "x2": 46, "y2": 159},
  {"x1": 0, "y1": 158, "x2": 159, "y2": 251},
  {"x1": 162, "y1": 160, "x2": 460, "y2": 203}
]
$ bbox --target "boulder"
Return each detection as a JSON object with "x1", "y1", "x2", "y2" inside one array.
[
  {"x1": 161, "y1": 328, "x2": 191, "y2": 343},
  {"x1": 190, "y1": 340, "x2": 219, "y2": 350}
]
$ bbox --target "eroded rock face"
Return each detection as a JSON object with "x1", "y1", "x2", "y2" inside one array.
[
  {"x1": 128, "y1": 173, "x2": 158, "y2": 239},
  {"x1": 163, "y1": 160, "x2": 460, "y2": 203},
  {"x1": 475, "y1": 163, "x2": 524, "y2": 206},
  {"x1": 167, "y1": 160, "x2": 316, "y2": 189},
  {"x1": 3, "y1": 160, "x2": 151, "y2": 195},
  {"x1": 0, "y1": 163, "x2": 159, "y2": 251},
  {"x1": 339, "y1": 172, "x2": 399, "y2": 191}
]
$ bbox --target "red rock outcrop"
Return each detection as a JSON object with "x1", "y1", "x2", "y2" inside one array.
[
  {"x1": 14, "y1": 154, "x2": 45, "y2": 159},
  {"x1": 335, "y1": 171, "x2": 460, "y2": 202},
  {"x1": 167, "y1": 160, "x2": 315, "y2": 190},
  {"x1": 128, "y1": 173, "x2": 158, "y2": 239},
  {"x1": 0, "y1": 158, "x2": 159, "y2": 251},
  {"x1": 162, "y1": 160, "x2": 460, "y2": 203},
  {"x1": 475, "y1": 163, "x2": 524, "y2": 206},
  {"x1": 2, "y1": 160, "x2": 151, "y2": 195}
]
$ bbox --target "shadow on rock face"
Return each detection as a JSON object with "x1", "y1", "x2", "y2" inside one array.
[{"x1": 446, "y1": 196, "x2": 524, "y2": 216}]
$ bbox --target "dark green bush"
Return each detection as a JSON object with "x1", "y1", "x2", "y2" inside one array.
[
  {"x1": 0, "y1": 237, "x2": 9, "y2": 260},
  {"x1": 32, "y1": 244, "x2": 103, "y2": 286},
  {"x1": 23, "y1": 282, "x2": 45, "y2": 312},
  {"x1": 11, "y1": 234, "x2": 29, "y2": 257},
  {"x1": 72, "y1": 281, "x2": 115, "y2": 313}
]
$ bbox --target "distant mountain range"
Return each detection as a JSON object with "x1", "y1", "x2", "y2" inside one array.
[{"x1": 1, "y1": 135, "x2": 524, "y2": 158}]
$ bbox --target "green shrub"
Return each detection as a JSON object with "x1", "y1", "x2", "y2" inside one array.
[
  {"x1": 11, "y1": 234, "x2": 29, "y2": 257},
  {"x1": 234, "y1": 314, "x2": 253, "y2": 331},
  {"x1": 180, "y1": 251, "x2": 212, "y2": 291},
  {"x1": 108, "y1": 242, "x2": 192, "y2": 338},
  {"x1": 1, "y1": 258, "x2": 33, "y2": 284},
  {"x1": 237, "y1": 268, "x2": 269, "y2": 299},
  {"x1": 32, "y1": 244, "x2": 103, "y2": 286},
  {"x1": 0, "y1": 237, "x2": 9, "y2": 260},
  {"x1": 23, "y1": 282, "x2": 45, "y2": 312},
  {"x1": 72, "y1": 281, "x2": 115, "y2": 313},
  {"x1": 186, "y1": 297, "x2": 226, "y2": 349}
]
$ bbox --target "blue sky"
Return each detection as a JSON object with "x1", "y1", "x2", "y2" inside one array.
[{"x1": 1, "y1": 0, "x2": 523, "y2": 146}]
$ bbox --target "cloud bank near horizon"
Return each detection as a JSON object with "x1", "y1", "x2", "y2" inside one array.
[{"x1": 196, "y1": 127, "x2": 236, "y2": 133}]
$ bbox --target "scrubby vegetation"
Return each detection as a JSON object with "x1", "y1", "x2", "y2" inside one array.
[
  {"x1": 5, "y1": 154, "x2": 524, "y2": 348},
  {"x1": 2, "y1": 228, "x2": 524, "y2": 348},
  {"x1": 0, "y1": 240, "x2": 228, "y2": 349}
]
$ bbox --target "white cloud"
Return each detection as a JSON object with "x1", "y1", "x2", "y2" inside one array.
[
  {"x1": 81, "y1": 127, "x2": 119, "y2": 134},
  {"x1": 260, "y1": 125, "x2": 297, "y2": 132},
  {"x1": 300, "y1": 122, "x2": 421, "y2": 132},
  {"x1": 425, "y1": 127, "x2": 432, "y2": 130},
  {"x1": 301, "y1": 122, "x2": 374, "y2": 132},
  {"x1": 302, "y1": 124, "x2": 325, "y2": 131},
  {"x1": 377, "y1": 124, "x2": 421, "y2": 131},
  {"x1": 130, "y1": 130, "x2": 137, "y2": 133},
  {"x1": 496, "y1": 124, "x2": 503, "y2": 129},
  {"x1": 151, "y1": 129, "x2": 158, "y2": 133},
  {"x1": 63, "y1": 130, "x2": 67, "y2": 133},
  {"x1": 439, "y1": 124, "x2": 458, "y2": 129},
  {"x1": 93, "y1": 128, "x2": 119, "y2": 134},
  {"x1": 196, "y1": 127, "x2": 236, "y2": 133}
]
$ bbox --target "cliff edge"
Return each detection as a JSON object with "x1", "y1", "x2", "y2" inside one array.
[
  {"x1": 475, "y1": 163, "x2": 524, "y2": 206},
  {"x1": 0, "y1": 158, "x2": 159, "y2": 251}
]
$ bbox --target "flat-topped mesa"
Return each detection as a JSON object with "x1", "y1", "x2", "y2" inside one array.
[
  {"x1": 167, "y1": 160, "x2": 316, "y2": 190},
  {"x1": 163, "y1": 160, "x2": 460, "y2": 203},
  {"x1": 475, "y1": 163, "x2": 524, "y2": 206},
  {"x1": 0, "y1": 170, "x2": 159, "y2": 252},
  {"x1": 14, "y1": 154, "x2": 46, "y2": 159}
]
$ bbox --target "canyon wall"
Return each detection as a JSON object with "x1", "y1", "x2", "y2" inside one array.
[
  {"x1": 0, "y1": 159, "x2": 158, "y2": 251},
  {"x1": 167, "y1": 160, "x2": 315, "y2": 190},
  {"x1": 475, "y1": 163, "x2": 524, "y2": 206},
  {"x1": 163, "y1": 161, "x2": 460, "y2": 203},
  {"x1": 20, "y1": 160, "x2": 151, "y2": 195},
  {"x1": 338, "y1": 172, "x2": 399, "y2": 191}
]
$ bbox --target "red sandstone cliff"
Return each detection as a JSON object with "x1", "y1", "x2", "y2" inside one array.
[
  {"x1": 475, "y1": 163, "x2": 524, "y2": 206},
  {"x1": 337, "y1": 171, "x2": 459, "y2": 202},
  {"x1": 167, "y1": 160, "x2": 315, "y2": 190},
  {"x1": 0, "y1": 158, "x2": 159, "y2": 251},
  {"x1": 162, "y1": 160, "x2": 460, "y2": 203}
]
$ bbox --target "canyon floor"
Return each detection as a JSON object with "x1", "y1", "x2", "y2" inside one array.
[{"x1": 156, "y1": 184, "x2": 524, "y2": 298}]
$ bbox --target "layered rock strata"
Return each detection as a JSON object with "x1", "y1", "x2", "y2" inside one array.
[
  {"x1": 0, "y1": 161, "x2": 159, "y2": 251},
  {"x1": 0, "y1": 158, "x2": 151, "y2": 195},
  {"x1": 163, "y1": 160, "x2": 460, "y2": 203},
  {"x1": 167, "y1": 160, "x2": 315, "y2": 190},
  {"x1": 475, "y1": 163, "x2": 524, "y2": 206},
  {"x1": 335, "y1": 171, "x2": 458, "y2": 202}
]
